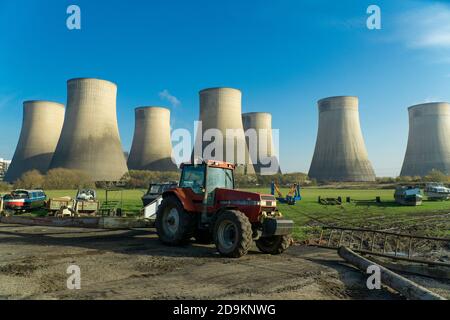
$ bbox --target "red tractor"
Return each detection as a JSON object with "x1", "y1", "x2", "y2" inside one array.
[{"x1": 155, "y1": 160, "x2": 294, "y2": 258}]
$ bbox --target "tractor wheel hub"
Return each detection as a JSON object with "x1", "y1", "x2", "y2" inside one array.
[
  {"x1": 163, "y1": 208, "x2": 180, "y2": 236},
  {"x1": 218, "y1": 220, "x2": 237, "y2": 250}
]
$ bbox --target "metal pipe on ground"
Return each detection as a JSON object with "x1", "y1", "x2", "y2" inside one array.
[
  {"x1": 338, "y1": 246, "x2": 446, "y2": 300},
  {"x1": 367, "y1": 256, "x2": 450, "y2": 280}
]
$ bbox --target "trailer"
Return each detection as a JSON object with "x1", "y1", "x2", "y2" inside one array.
[
  {"x1": 394, "y1": 186, "x2": 423, "y2": 206},
  {"x1": 47, "y1": 196, "x2": 75, "y2": 216},
  {"x1": 74, "y1": 189, "x2": 99, "y2": 214},
  {"x1": 424, "y1": 183, "x2": 450, "y2": 200},
  {"x1": 142, "y1": 182, "x2": 177, "y2": 206}
]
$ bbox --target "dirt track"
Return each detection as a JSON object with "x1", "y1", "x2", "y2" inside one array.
[{"x1": 0, "y1": 223, "x2": 448, "y2": 300}]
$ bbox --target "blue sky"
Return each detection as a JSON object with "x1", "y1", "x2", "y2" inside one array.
[{"x1": 1, "y1": 0, "x2": 450, "y2": 176}]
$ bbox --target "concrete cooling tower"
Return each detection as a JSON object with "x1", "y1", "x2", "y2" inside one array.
[
  {"x1": 400, "y1": 102, "x2": 450, "y2": 177},
  {"x1": 242, "y1": 112, "x2": 280, "y2": 174},
  {"x1": 127, "y1": 107, "x2": 178, "y2": 171},
  {"x1": 308, "y1": 96, "x2": 376, "y2": 182},
  {"x1": 49, "y1": 78, "x2": 128, "y2": 181},
  {"x1": 194, "y1": 87, "x2": 255, "y2": 174},
  {"x1": 4, "y1": 101, "x2": 65, "y2": 182}
]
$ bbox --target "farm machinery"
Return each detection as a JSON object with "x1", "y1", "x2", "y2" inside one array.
[
  {"x1": 424, "y1": 182, "x2": 450, "y2": 200},
  {"x1": 141, "y1": 182, "x2": 178, "y2": 223},
  {"x1": 47, "y1": 189, "x2": 100, "y2": 217},
  {"x1": 394, "y1": 185, "x2": 423, "y2": 206},
  {"x1": 270, "y1": 181, "x2": 301, "y2": 205},
  {"x1": 155, "y1": 160, "x2": 294, "y2": 258}
]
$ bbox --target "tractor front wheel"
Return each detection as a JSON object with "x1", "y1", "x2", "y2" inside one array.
[
  {"x1": 213, "y1": 210, "x2": 253, "y2": 258},
  {"x1": 156, "y1": 195, "x2": 194, "y2": 245},
  {"x1": 256, "y1": 235, "x2": 292, "y2": 255}
]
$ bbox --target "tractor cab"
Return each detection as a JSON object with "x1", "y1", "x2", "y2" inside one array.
[
  {"x1": 177, "y1": 161, "x2": 279, "y2": 222},
  {"x1": 179, "y1": 160, "x2": 234, "y2": 205},
  {"x1": 156, "y1": 160, "x2": 294, "y2": 258}
]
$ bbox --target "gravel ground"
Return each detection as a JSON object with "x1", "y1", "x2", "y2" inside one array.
[{"x1": 0, "y1": 223, "x2": 447, "y2": 300}]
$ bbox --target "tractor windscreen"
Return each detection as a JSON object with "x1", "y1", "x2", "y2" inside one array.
[
  {"x1": 206, "y1": 167, "x2": 234, "y2": 191},
  {"x1": 179, "y1": 165, "x2": 205, "y2": 194}
]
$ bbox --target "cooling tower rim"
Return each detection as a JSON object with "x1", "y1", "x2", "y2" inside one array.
[
  {"x1": 242, "y1": 112, "x2": 272, "y2": 118},
  {"x1": 199, "y1": 87, "x2": 241, "y2": 94},
  {"x1": 242, "y1": 112, "x2": 271, "y2": 116},
  {"x1": 135, "y1": 106, "x2": 170, "y2": 112},
  {"x1": 317, "y1": 96, "x2": 358, "y2": 104},
  {"x1": 23, "y1": 100, "x2": 65, "y2": 107},
  {"x1": 67, "y1": 77, "x2": 117, "y2": 87},
  {"x1": 408, "y1": 102, "x2": 450, "y2": 111}
]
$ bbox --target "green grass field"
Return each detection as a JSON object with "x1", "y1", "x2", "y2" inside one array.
[
  {"x1": 247, "y1": 188, "x2": 450, "y2": 241},
  {"x1": 9, "y1": 188, "x2": 450, "y2": 241}
]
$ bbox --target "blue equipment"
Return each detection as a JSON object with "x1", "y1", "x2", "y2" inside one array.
[{"x1": 270, "y1": 181, "x2": 301, "y2": 205}]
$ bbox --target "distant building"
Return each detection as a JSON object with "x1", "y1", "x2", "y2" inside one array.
[
  {"x1": 49, "y1": 78, "x2": 128, "y2": 181},
  {"x1": 0, "y1": 158, "x2": 12, "y2": 181},
  {"x1": 127, "y1": 107, "x2": 178, "y2": 171},
  {"x1": 4, "y1": 100, "x2": 65, "y2": 182},
  {"x1": 193, "y1": 87, "x2": 255, "y2": 175},
  {"x1": 400, "y1": 102, "x2": 450, "y2": 177},
  {"x1": 308, "y1": 96, "x2": 376, "y2": 182}
]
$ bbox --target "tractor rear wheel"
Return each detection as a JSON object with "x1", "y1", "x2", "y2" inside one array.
[
  {"x1": 156, "y1": 195, "x2": 194, "y2": 245},
  {"x1": 256, "y1": 235, "x2": 291, "y2": 255},
  {"x1": 213, "y1": 210, "x2": 252, "y2": 258}
]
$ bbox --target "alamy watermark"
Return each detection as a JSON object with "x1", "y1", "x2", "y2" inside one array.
[
  {"x1": 171, "y1": 121, "x2": 280, "y2": 175},
  {"x1": 367, "y1": 5, "x2": 381, "y2": 30},
  {"x1": 67, "y1": 264, "x2": 81, "y2": 290},
  {"x1": 67, "y1": 5, "x2": 81, "y2": 30},
  {"x1": 64, "y1": 6, "x2": 380, "y2": 32},
  {"x1": 366, "y1": 265, "x2": 381, "y2": 290}
]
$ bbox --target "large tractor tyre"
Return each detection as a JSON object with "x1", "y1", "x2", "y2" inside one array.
[
  {"x1": 156, "y1": 195, "x2": 195, "y2": 245},
  {"x1": 194, "y1": 229, "x2": 213, "y2": 244},
  {"x1": 256, "y1": 235, "x2": 292, "y2": 255},
  {"x1": 213, "y1": 210, "x2": 253, "y2": 258}
]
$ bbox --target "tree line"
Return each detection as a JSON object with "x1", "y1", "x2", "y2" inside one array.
[{"x1": 0, "y1": 168, "x2": 449, "y2": 191}]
